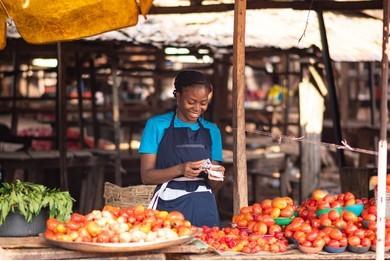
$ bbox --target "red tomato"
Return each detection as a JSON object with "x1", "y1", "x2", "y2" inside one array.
[
  {"x1": 328, "y1": 210, "x2": 341, "y2": 221},
  {"x1": 66, "y1": 221, "x2": 81, "y2": 231},
  {"x1": 348, "y1": 236, "x2": 361, "y2": 246},
  {"x1": 354, "y1": 229, "x2": 366, "y2": 239},
  {"x1": 361, "y1": 238, "x2": 371, "y2": 247},
  {"x1": 313, "y1": 238, "x2": 325, "y2": 248},
  {"x1": 329, "y1": 228, "x2": 343, "y2": 241},
  {"x1": 46, "y1": 218, "x2": 58, "y2": 232},
  {"x1": 327, "y1": 240, "x2": 340, "y2": 248},
  {"x1": 70, "y1": 213, "x2": 86, "y2": 223},
  {"x1": 306, "y1": 231, "x2": 318, "y2": 242}
]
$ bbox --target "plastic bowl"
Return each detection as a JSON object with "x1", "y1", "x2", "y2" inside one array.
[
  {"x1": 274, "y1": 217, "x2": 293, "y2": 226},
  {"x1": 316, "y1": 207, "x2": 343, "y2": 217},
  {"x1": 298, "y1": 244, "x2": 323, "y2": 254},
  {"x1": 347, "y1": 245, "x2": 370, "y2": 254},
  {"x1": 344, "y1": 204, "x2": 364, "y2": 216},
  {"x1": 370, "y1": 244, "x2": 390, "y2": 252},
  {"x1": 324, "y1": 245, "x2": 347, "y2": 253}
]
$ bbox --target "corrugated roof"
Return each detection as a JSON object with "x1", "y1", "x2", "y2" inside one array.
[{"x1": 8, "y1": 9, "x2": 383, "y2": 62}]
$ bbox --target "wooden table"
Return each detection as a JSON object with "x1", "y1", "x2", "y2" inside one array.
[
  {"x1": 0, "y1": 236, "x2": 208, "y2": 260},
  {"x1": 1, "y1": 237, "x2": 387, "y2": 260}
]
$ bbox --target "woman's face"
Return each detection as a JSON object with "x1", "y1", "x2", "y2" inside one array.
[{"x1": 176, "y1": 84, "x2": 212, "y2": 123}]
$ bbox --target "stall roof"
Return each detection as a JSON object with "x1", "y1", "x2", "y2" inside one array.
[{"x1": 8, "y1": 9, "x2": 382, "y2": 62}]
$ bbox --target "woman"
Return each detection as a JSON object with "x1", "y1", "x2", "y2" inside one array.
[{"x1": 139, "y1": 70, "x2": 225, "y2": 227}]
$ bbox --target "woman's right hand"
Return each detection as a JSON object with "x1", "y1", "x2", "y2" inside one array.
[{"x1": 180, "y1": 160, "x2": 205, "y2": 179}]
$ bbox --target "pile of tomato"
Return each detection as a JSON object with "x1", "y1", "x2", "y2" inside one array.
[{"x1": 45, "y1": 205, "x2": 193, "y2": 243}]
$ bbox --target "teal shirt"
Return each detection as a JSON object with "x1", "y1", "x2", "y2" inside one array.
[{"x1": 139, "y1": 111, "x2": 223, "y2": 162}]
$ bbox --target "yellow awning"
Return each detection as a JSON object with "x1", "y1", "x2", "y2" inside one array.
[{"x1": 0, "y1": 0, "x2": 153, "y2": 49}]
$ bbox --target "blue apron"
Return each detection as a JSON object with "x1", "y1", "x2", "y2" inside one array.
[{"x1": 148, "y1": 113, "x2": 220, "y2": 227}]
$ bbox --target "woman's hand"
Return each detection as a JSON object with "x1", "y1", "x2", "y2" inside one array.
[{"x1": 181, "y1": 160, "x2": 204, "y2": 179}]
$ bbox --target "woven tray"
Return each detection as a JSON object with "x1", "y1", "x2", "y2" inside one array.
[{"x1": 103, "y1": 182, "x2": 156, "y2": 208}]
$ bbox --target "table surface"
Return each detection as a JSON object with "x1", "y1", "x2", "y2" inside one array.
[{"x1": 1, "y1": 236, "x2": 388, "y2": 260}]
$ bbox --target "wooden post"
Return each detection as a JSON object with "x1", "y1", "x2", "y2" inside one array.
[
  {"x1": 57, "y1": 42, "x2": 68, "y2": 190},
  {"x1": 367, "y1": 62, "x2": 377, "y2": 126},
  {"x1": 232, "y1": 0, "x2": 248, "y2": 214},
  {"x1": 89, "y1": 58, "x2": 100, "y2": 148},
  {"x1": 111, "y1": 56, "x2": 122, "y2": 186},
  {"x1": 11, "y1": 52, "x2": 18, "y2": 135},
  {"x1": 75, "y1": 52, "x2": 85, "y2": 148},
  {"x1": 376, "y1": 0, "x2": 389, "y2": 259},
  {"x1": 317, "y1": 10, "x2": 345, "y2": 167}
]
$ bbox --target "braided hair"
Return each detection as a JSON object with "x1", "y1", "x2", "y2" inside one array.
[{"x1": 173, "y1": 70, "x2": 213, "y2": 97}]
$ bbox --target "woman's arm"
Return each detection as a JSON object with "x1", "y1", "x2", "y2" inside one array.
[{"x1": 140, "y1": 154, "x2": 205, "y2": 185}]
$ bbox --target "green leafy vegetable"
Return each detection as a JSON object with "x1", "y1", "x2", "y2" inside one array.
[{"x1": 0, "y1": 180, "x2": 74, "y2": 224}]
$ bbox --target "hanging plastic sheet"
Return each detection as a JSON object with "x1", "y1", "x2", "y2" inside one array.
[{"x1": 0, "y1": 0, "x2": 153, "y2": 48}]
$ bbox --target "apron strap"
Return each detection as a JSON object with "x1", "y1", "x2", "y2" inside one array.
[{"x1": 147, "y1": 177, "x2": 204, "y2": 210}]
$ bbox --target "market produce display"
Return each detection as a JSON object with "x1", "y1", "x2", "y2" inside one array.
[
  {"x1": 44, "y1": 205, "x2": 193, "y2": 244},
  {"x1": 42, "y1": 190, "x2": 390, "y2": 255}
]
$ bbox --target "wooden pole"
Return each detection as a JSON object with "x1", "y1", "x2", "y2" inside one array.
[
  {"x1": 368, "y1": 62, "x2": 377, "y2": 126},
  {"x1": 376, "y1": 0, "x2": 389, "y2": 259},
  {"x1": 89, "y1": 58, "x2": 100, "y2": 149},
  {"x1": 232, "y1": 0, "x2": 248, "y2": 214},
  {"x1": 317, "y1": 10, "x2": 345, "y2": 167},
  {"x1": 11, "y1": 51, "x2": 18, "y2": 135},
  {"x1": 75, "y1": 52, "x2": 85, "y2": 148},
  {"x1": 57, "y1": 42, "x2": 68, "y2": 190},
  {"x1": 111, "y1": 56, "x2": 122, "y2": 186}
]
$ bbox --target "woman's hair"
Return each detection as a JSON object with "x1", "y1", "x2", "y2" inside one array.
[{"x1": 173, "y1": 70, "x2": 213, "y2": 97}]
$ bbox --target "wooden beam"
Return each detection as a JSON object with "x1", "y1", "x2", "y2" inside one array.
[
  {"x1": 57, "y1": 42, "x2": 68, "y2": 190},
  {"x1": 75, "y1": 53, "x2": 86, "y2": 148},
  {"x1": 367, "y1": 62, "x2": 377, "y2": 126},
  {"x1": 317, "y1": 10, "x2": 345, "y2": 167},
  {"x1": 150, "y1": 0, "x2": 382, "y2": 14},
  {"x1": 10, "y1": 51, "x2": 18, "y2": 135},
  {"x1": 376, "y1": 0, "x2": 389, "y2": 259},
  {"x1": 232, "y1": 0, "x2": 248, "y2": 214},
  {"x1": 89, "y1": 59, "x2": 100, "y2": 148},
  {"x1": 111, "y1": 57, "x2": 122, "y2": 186}
]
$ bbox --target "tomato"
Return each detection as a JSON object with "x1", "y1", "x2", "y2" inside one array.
[
  {"x1": 44, "y1": 230, "x2": 57, "y2": 240},
  {"x1": 348, "y1": 236, "x2": 361, "y2": 246},
  {"x1": 313, "y1": 238, "x2": 325, "y2": 248},
  {"x1": 268, "y1": 224, "x2": 282, "y2": 235},
  {"x1": 354, "y1": 229, "x2": 366, "y2": 239},
  {"x1": 167, "y1": 211, "x2": 185, "y2": 221},
  {"x1": 66, "y1": 221, "x2": 81, "y2": 231},
  {"x1": 327, "y1": 239, "x2": 340, "y2": 248},
  {"x1": 329, "y1": 228, "x2": 343, "y2": 241},
  {"x1": 339, "y1": 237, "x2": 348, "y2": 247},
  {"x1": 270, "y1": 208, "x2": 281, "y2": 218},
  {"x1": 280, "y1": 208, "x2": 294, "y2": 218},
  {"x1": 55, "y1": 223, "x2": 67, "y2": 234},
  {"x1": 70, "y1": 213, "x2": 86, "y2": 223},
  {"x1": 252, "y1": 203, "x2": 262, "y2": 215},
  {"x1": 343, "y1": 211, "x2": 358, "y2": 223},
  {"x1": 86, "y1": 221, "x2": 101, "y2": 237},
  {"x1": 300, "y1": 223, "x2": 312, "y2": 233},
  {"x1": 333, "y1": 219, "x2": 347, "y2": 230},
  {"x1": 240, "y1": 206, "x2": 252, "y2": 215},
  {"x1": 344, "y1": 192, "x2": 355, "y2": 201},
  {"x1": 97, "y1": 231, "x2": 113, "y2": 243},
  {"x1": 306, "y1": 231, "x2": 318, "y2": 242},
  {"x1": 301, "y1": 240, "x2": 312, "y2": 247},
  {"x1": 261, "y1": 199, "x2": 273, "y2": 209},
  {"x1": 361, "y1": 238, "x2": 371, "y2": 247},
  {"x1": 46, "y1": 218, "x2": 58, "y2": 232},
  {"x1": 310, "y1": 219, "x2": 321, "y2": 229},
  {"x1": 328, "y1": 210, "x2": 341, "y2": 221}
]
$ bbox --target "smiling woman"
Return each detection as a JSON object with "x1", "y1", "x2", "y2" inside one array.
[{"x1": 138, "y1": 70, "x2": 225, "y2": 227}]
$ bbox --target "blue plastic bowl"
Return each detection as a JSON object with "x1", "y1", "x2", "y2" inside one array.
[
  {"x1": 348, "y1": 245, "x2": 370, "y2": 254},
  {"x1": 324, "y1": 245, "x2": 346, "y2": 253},
  {"x1": 344, "y1": 204, "x2": 364, "y2": 216},
  {"x1": 316, "y1": 207, "x2": 343, "y2": 217}
]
